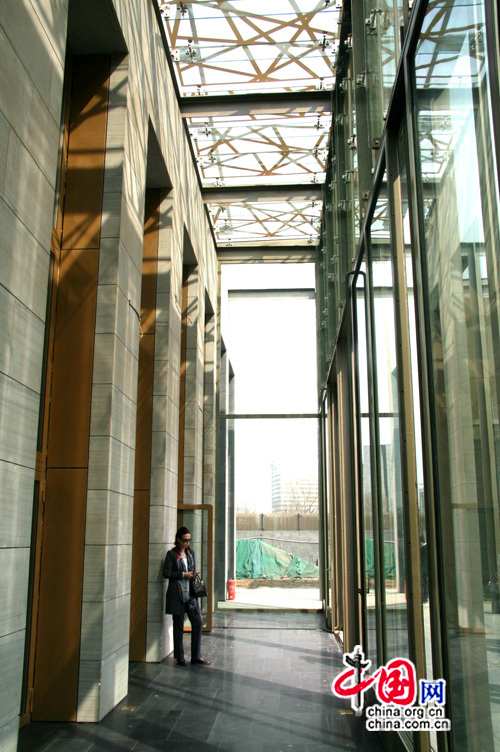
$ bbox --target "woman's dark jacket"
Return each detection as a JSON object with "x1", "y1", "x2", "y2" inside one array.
[{"x1": 163, "y1": 547, "x2": 196, "y2": 615}]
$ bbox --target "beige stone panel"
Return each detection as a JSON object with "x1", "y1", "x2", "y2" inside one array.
[
  {"x1": 0, "y1": 631, "x2": 25, "y2": 733},
  {"x1": 95, "y1": 285, "x2": 138, "y2": 347},
  {"x1": 81, "y1": 544, "x2": 132, "y2": 602},
  {"x1": 79, "y1": 601, "x2": 104, "y2": 662},
  {"x1": 0, "y1": 372, "x2": 39, "y2": 467},
  {"x1": 76, "y1": 660, "x2": 100, "y2": 722},
  {"x1": 151, "y1": 394, "x2": 168, "y2": 433},
  {"x1": 149, "y1": 505, "x2": 168, "y2": 545},
  {"x1": 88, "y1": 436, "x2": 135, "y2": 496},
  {"x1": 98, "y1": 238, "x2": 142, "y2": 304},
  {"x1": 93, "y1": 333, "x2": 138, "y2": 403},
  {"x1": 0, "y1": 285, "x2": 14, "y2": 376},
  {"x1": 100, "y1": 191, "x2": 123, "y2": 240},
  {"x1": 10, "y1": 299, "x2": 44, "y2": 392},
  {"x1": 97, "y1": 645, "x2": 130, "y2": 719},
  {"x1": 0, "y1": 548, "x2": 29, "y2": 635},
  {"x1": 90, "y1": 384, "x2": 136, "y2": 446},
  {"x1": 48, "y1": 51, "x2": 64, "y2": 124},
  {"x1": 0, "y1": 112, "x2": 9, "y2": 194},
  {"x1": 108, "y1": 61, "x2": 128, "y2": 109},
  {"x1": 0, "y1": 26, "x2": 33, "y2": 142},
  {"x1": 0, "y1": 0, "x2": 62, "y2": 102},
  {"x1": 4, "y1": 130, "x2": 53, "y2": 248},
  {"x1": 103, "y1": 146, "x2": 126, "y2": 194},
  {"x1": 102, "y1": 594, "x2": 131, "y2": 660},
  {"x1": 85, "y1": 490, "x2": 133, "y2": 546},
  {"x1": 27, "y1": 87, "x2": 60, "y2": 187},
  {"x1": 0, "y1": 716, "x2": 18, "y2": 752},
  {"x1": 0, "y1": 460, "x2": 34, "y2": 547},
  {"x1": 150, "y1": 424, "x2": 166, "y2": 464},
  {"x1": 0, "y1": 199, "x2": 49, "y2": 320},
  {"x1": 149, "y1": 543, "x2": 169, "y2": 583}
]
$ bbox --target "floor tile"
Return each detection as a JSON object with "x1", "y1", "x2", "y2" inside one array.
[{"x1": 18, "y1": 612, "x2": 384, "y2": 752}]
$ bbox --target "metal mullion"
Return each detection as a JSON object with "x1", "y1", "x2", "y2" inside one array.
[
  {"x1": 346, "y1": 269, "x2": 365, "y2": 649},
  {"x1": 319, "y1": 395, "x2": 330, "y2": 626},
  {"x1": 386, "y1": 127, "x2": 429, "y2": 752},
  {"x1": 402, "y1": 30, "x2": 450, "y2": 752}
]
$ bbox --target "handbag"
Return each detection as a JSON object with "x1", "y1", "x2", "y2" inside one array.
[{"x1": 190, "y1": 575, "x2": 208, "y2": 598}]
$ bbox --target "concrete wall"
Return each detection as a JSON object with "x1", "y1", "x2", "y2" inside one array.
[{"x1": 0, "y1": 0, "x2": 217, "y2": 745}]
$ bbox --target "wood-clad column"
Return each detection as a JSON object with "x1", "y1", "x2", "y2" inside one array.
[
  {"x1": 32, "y1": 56, "x2": 110, "y2": 722},
  {"x1": 130, "y1": 191, "x2": 160, "y2": 661}
]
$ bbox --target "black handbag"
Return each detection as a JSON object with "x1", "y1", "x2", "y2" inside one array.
[{"x1": 190, "y1": 575, "x2": 208, "y2": 598}]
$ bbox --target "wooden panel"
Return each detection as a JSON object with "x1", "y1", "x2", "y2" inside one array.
[
  {"x1": 129, "y1": 490, "x2": 150, "y2": 661},
  {"x1": 47, "y1": 249, "x2": 99, "y2": 468},
  {"x1": 32, "y1": 469, "x2": 87, "y2": 721},
  {"x1": 134, "y1": 332, "x2": 155, "y2": 490},
  {"x1": 62, "y1": 56, "x2": 110, "y2": 250},
  {"x1": 141, "y1": 191, "x2": 160, "y2": 335}
]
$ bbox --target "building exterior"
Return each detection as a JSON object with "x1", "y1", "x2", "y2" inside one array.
[
  {"x1": 0, "y1": 1, "x2": 499, "y2": 752},
  {"x1": 271, "y1": 463, "x2": 319, "y2": 513}
]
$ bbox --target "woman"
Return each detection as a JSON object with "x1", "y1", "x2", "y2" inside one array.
[{"x1": 163, "y1": 527, "x2": 210, "y2": 666}]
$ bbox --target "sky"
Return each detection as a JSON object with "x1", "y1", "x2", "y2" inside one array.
[{"x1": 220, "y1": 263, "x2": 319, "y2": 512}]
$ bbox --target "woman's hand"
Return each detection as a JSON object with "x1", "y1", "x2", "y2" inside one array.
[{"x1": 183, "y1": 571, "x2": 195, "y2": 579}]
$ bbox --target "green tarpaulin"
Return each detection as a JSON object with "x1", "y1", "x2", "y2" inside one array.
[
  {"x1": 364, "y1": 538, "x2": 396, "y2": 579},
  {"x1": 236, "y1": 538, "x2": 319, "y2": 579}
]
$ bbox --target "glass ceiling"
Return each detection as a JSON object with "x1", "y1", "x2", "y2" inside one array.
[
  {"x1": 209, "y1": 198, "x2": 322, "y2": 244},
  {"x1": 158, "y1": 0, "x2": 339, "y2": 246}
]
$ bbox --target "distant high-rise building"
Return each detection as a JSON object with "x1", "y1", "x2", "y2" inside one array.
[{"x1": 271, "y1": 462, "x2": 318, "y2": 513}]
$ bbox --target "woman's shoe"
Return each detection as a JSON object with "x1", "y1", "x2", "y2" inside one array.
[
  {"x1": 176, "y1": 659, "x2": 187, "y2": 666},
  {"x1": 191, "y1": 658, "x2": 210, "y2": 665}
]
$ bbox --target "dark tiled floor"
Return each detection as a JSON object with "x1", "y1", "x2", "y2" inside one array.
[{"x1": 18, "y1": 612, "x2": 384, "y2": 752}]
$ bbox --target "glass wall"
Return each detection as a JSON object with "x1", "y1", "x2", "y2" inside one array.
[
  {"x1": 364, "y1": 0, "x2": 404, "y2": 153},
  {"x1": 369, "y1": 183, "x2": 409, "y2": 662},
  {"x1": 354, "y1": 267, "x2": 377, "y2": 657},
  {"x1": 413, "y1": 0, "x2": 500, "y2": 746},
  {"x1": 219, "y1": 263, "x2": 321, "y2": 606}
]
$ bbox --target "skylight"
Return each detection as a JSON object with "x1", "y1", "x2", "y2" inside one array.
[{"x1": 159, "y1": 0, "x2": 339, "y2": 247}]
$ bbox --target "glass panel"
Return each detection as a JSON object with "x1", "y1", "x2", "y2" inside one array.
[
  {"x1": 369, "y1": 182, "x2": 408, "y2": 662},
  {"x1": 397, "y1": 129, "x2": 435, "y2": 750},
  {"x1": 414, "y1": 0, "x2": 500, "y2": 746},
  {"x1": 190, "y1": 113, "x2": 329, "y2": 188},
  {"x1": 208, "y1": 198, "x2": 322, "y2": 246},
  {"x1": 323, "y1": 393, "x2": 334, "y2": 619},
  {"x1": 355, "y1": 268, "x2": 377, "y2": 658},
  {"x1": 233, "y1": 417, "x2": 321, "y2": 608},
  {"x1": 364, "y1": 0, "x2": 403, "y2": 153},
  {"x1": 221, "y1": 263, "x2": 317, "y2": 414},
  {"x1": 161, "y1": 0, "x2": 340, "y2": 96},
  {"x1": 159, "y1": 1, "x2": 340, "y2": 246}
]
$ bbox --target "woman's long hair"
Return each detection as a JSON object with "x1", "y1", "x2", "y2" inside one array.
[{"x1": 175, "y1": 526, "x2": 191, "y2": 549}]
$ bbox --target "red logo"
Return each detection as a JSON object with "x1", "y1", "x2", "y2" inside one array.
[{"x1": 332, "y1": 647, "x2": 417, "y2": 714}]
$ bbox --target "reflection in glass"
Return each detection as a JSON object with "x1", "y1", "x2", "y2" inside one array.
[
  {"x1": 355, "y1": 270, "x2": 378, "y2": 659},
  {"x1": 370, "y1": 184, "x2": 408, "y2": 661},
  {"x1": 364, "y1": 0, "x2": 403, "y2": 157},
  {"x1": 414, "y1": 0, "x2": 500, "y2": 746}
]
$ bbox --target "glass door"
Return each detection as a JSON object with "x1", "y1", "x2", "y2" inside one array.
[{"x1": 177, "y1": 505, "x2": 213, "y2": 631}]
